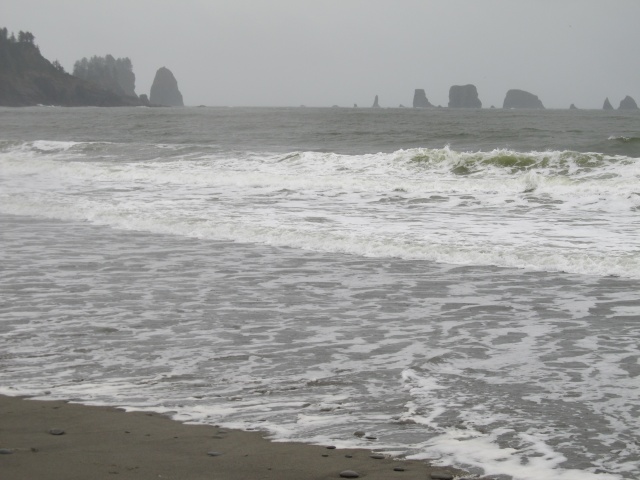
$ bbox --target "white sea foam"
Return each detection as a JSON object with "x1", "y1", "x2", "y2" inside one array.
[
  {"x1": 2, "y1": 211, "x2": 639, "y2": 479},
  {"x1": 1, "y1": 142, "x2": 639, "y2": 279}
]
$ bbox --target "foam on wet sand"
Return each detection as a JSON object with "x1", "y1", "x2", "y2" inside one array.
[{"x1": 0, "y1": 395, "x2": 470, "y2": 480}]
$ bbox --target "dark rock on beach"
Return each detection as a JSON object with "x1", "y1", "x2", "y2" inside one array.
[
  {"x1": 413, "y1": 88, "x2": 432, "y2": 108},
  {"x1": 448, "y1": 84, "x2": 482, "y2": 108},
  {"x1": 149, "y1": 67, "x2": 184, "y2": 107},
  {"x1": 339, "y1": 470, "x2": 360, "y2": 478},
  {"x1": 603, "y1": 97, "x2": 614, "y2": 110},
  {"x1": 502, "y1": 89, "x2": 544, "y2": 109},
  {"x1": 618, "y1": 95, "x2": 638, "y2": 110}
]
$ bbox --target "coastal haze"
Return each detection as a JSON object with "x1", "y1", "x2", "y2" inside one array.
[
  {"x1": 2, "y1": 2, "x2": 640, "y2": 480},
  {"x1": 2, "y1": 0, "x2": 640, "y2": 108}
]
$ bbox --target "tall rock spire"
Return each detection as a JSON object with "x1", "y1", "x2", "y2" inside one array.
[{"x1": 149, "y1": 67, "x2": 184, "y2": 106}]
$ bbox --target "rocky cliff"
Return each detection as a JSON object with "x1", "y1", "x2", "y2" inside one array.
[
  {"x1": 0, "y1": 30, "x2": 144, "y2": 107},
  {"x1": 502, "y1": 89, "x2": 544, "y2": 109},
  {"x1": 448, "y1": 84, "x2": 482, "y2": 108},
  {"x1": 412, "y1": 89, "x2": 432, "y2": 108},
  {"x1": 371, "y1": 95, "x2": 380, "y2": 108},
  {"x1": 618, "y1": 95, "x2": 638, "y2": 110},
  {"x1": 603, "y1": 98, "x2": 614, "y2": 110},
  {"x1": 149, "y1": 67, "x2": 184, "y2": 107}
]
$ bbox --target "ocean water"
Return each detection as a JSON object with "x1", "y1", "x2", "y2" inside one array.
[{"x1": 1, "y1": 106, "x2": 639, "y2": 479}]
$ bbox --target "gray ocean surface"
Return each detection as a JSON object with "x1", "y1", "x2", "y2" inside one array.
[{"x1": 1, "y1": 107, "x2": 639, "y2": 480}]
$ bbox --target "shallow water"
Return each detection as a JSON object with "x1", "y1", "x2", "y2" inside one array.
[{"x1": 1, "y1": 107, "x2": 639, "y2": 479}]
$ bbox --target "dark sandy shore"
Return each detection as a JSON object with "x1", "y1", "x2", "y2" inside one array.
[{"x1": 0, "y1": 395, "x2": 473, "y2": 480}]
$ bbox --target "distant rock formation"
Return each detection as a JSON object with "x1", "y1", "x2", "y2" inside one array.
[
  {"x1": 0, "y1": 28, "x2": 143, "y2": 107},
  {"x1": 618, "y1": 95, "x2": 638, "y2": 110},
  {"x1": 149, "y1": 67, "x2": 184, "y2": 107},
  {"x1": 372, "y1": 95, "x2": 380, "y2": 108},
  {"x1": 569, "y1": 104, "x2": 578, "y2": 110},
  {"x1": 603, "y1": 98, "x2": 614, "y2": 110},
  {"x1": 412, "y1": 89, "x2": 432, "y2": 108},
  {"x1": 73, "y1": 55, "x2": 137, "y2": 97},
  {"x1": 502, "y1": 89, "x2": 544, "y2": 109},
  {"x1": 448, "y1": 84, "x2": 482, "y2": 108}
]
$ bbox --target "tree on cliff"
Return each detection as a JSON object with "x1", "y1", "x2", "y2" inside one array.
[
  {"x1": 73, "y1": 55, "x2": 137, "y2": 97},
  {"x1": 18, "y1": 31, "x2": 35, "y2": 44},
  {"x1": 1, "y1": 28, "x2": 36, "y2": 46}
]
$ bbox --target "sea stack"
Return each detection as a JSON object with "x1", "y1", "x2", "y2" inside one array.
[
  {"x1": 372, "y1": 95, "x2": 380, "y2": 108},
  {"x1": 149, "y1": 67, "x2": 184, "y2": 106},
  {"x1": 502, "y1": 89, "x2": 544, "y2": 109},
  {"x1": 448, "y1": 84, "x2": 482, "y2": 108},
  {"x1": 569, "y1": 104, "x2": 578, "y2": 110},
  {"x1": 603, "y1": 98, "x2": 614, "y2": 110},
  {"x1": 618, "y1": 95, "x2": 639, "y2": 110},
  {"x1": 412, "y1": 89, "x2": 432, "y2": 108}
]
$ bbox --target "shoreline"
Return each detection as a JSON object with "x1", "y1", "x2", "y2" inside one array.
[{"x1": 0, "y1": 394, "x2": 473, "y2": 480}]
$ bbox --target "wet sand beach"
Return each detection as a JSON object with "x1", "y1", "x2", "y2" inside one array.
[{"x1": 0, "y1": 395, "x2": 469, "y2": 480}]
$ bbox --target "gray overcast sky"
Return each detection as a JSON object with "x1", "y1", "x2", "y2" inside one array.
[{"x1": 2, "y1": 0, "x2": 639, "y2": 108}]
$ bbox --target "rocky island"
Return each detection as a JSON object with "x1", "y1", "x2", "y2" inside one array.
[
  {"x1": 502, "y1": 89, "x2": 544, "y2": 109},
  {"x1": 0, "y1": 28, "x2": 144, "y2": 107},
  {"x1": 412, "y1": 89, "x2": 433, "y2": 108},
  {"x1": 150, "y1": 67, "x2": 184, "y2": 107},
  {"x1": 603, "y1": 98, "x2": 614, "y2": 110},
  {"x1": 448, "y1": 84, "x2": 482, "y2": 108},
  {"x1": 618, "y1": 95, "x2": 638, "y2": 110}
]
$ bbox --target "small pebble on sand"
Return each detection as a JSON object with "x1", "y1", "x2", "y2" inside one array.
[
  {"x1": 339, "y1": 470, "x2": 360, "y2": 478},
  {"x1": 48, "y1": 429, "x2": 65, "y2": 435}
]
